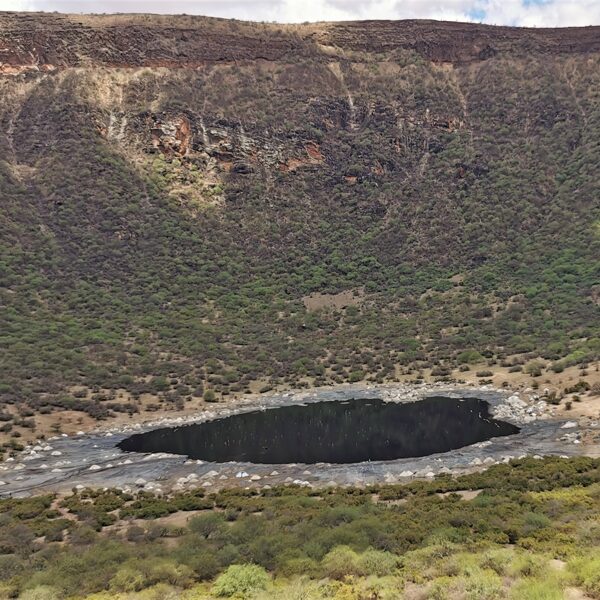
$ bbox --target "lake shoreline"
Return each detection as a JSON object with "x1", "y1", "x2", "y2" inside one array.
[{"x1": 0, "y1": 382, "x2": 596, "y2": 498}]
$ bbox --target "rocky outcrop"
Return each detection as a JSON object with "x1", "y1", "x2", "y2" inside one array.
[
  {"x1": 308, "y1": 20, "x2": 600, "y2": 63},
  {"x1": 0, "y1": 13, "x2": 314, "y2": 72},
  {"x1": 279, "y1": 142, "x2": 325, "y2": 172},
  {"x1": 150, "y1": 116, "x2": 192, "y2": 157},
  {"x1": 1, "y1": 13, "x2": 600, "y2": 75}
]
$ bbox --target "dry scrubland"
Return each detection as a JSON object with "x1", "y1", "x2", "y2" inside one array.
[
  {"x1": 0, "y1": 458, "x2": 598, "y2": 599},
  {"x1": 1, "y1": 14, "x2": 599, "y2": 445}
]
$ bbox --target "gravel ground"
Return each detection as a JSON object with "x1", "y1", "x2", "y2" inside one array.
[{"x1": 0, "y1": 382, "x2": 594, "y2": 498}]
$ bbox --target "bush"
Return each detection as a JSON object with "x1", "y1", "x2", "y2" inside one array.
[
  {"x1": 18, "y1": 587, "x2": 61, "y2": 600},
  {"x1": 212, "y1": 564, "x2": 270, "y2": 597},
  {"x1": 461, "y1": 568, "x2": 503, "y2": 600},
  {"x1": 458, "y1": 350, "x2": 483, "y2": 364},
  {"x1": 508, "y1": 553, "x2": 547, "y2": 578},
  {"x1": 140, "y1": 584, "x2": 182, "y2": 600},
  {"x1": 569, "y1": 556, "x2": 600, "y2": 598},
  {"x1": 187, "y1": 551, "x2": 221, "y2": 581},
  {"x1": 251, "y1": 577, "x2": 324, "y2": 600},
  {"x1": 565, "y1": 380, "x2": 590, "y2": 394},
  {"x1": 189, "y1": 512, "x2": 225, "y2": 539},
  {"x1": 431, "y1": 366, "x2": 451, "y2": 377},
  {"x1": 348, "y1": 370, "x2": 364, "y2": 383},
  {"x1": 524, "y1": 361, "x2": 545, "y2": 377},
  {"x1": 509, "y1": 577, "x2": 563, "y2": 600},
  {"x1": 427, "y1": 577, "x2": 454, "y2": 600},
  {"x1": 356, "y1": 548, "x2": 399, "y2": 577},
  {"x1": 279, "y1": 557, "x2": 318, "y2": 578},
  {"x1": 321, "y1": 546, "x2": 360, "y2": 579},
  {"x1": 203, "y1": 389, "x2": 217, "y2": 402},
  {"x1": 126, "y1": 525, "x2": 146, "y2": 542},
  {"x1": 147, "y1": 560, "x2": 194, "y2": 588},
  {"x1": 522, "y1": 513, "x2": 551, "y2": 536},
  {"x1": 0, "y1": 554, "x2": 23, "y2": 580},
  {"x1": 109, "y1": 567, "x2": 147, "y2": 593},
  {"x1": 479, "y1": 548, "x2": 513, "y2": 576},
  {"x1": 476, "y1": 370, "x2": 494, "y2": 378}
]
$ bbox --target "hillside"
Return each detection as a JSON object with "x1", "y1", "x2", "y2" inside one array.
[{"x1": 1, "y1": 13, "x2": 599, "y2": 432}]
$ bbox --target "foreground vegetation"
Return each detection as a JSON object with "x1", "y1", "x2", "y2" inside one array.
[{"x1": 0, "y1": 457, "x2": 598, "y2": 598}]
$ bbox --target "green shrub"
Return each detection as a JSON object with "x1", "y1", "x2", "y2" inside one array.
[
  {"x1": 279, "y1": 557, "x2": 318, "y2": 577},
  {"x1": 203, "y1": 389, "x2": 217, "y2": 402},
  {"x1": 186, "y1": 551, "x2": 221, "y2": 581},
  {"x1": 189, "y1": 513, "x2": 225, "y2": 538},
  {"x1": 349, "y1": 370, "x2": 365, "y2": 383},
  {"x1": 109, "y1": 567, "x2": 147, "y2": 593},
  {"x1": 479, "y1": 548, "x2": 514, "y2": 576},
  {"x1": 524, "y1": 361, "x2": 545, "y2": 377},
  {"x1": 427, "y1": 577, "x2": 455, "y2": 600},
  {"x1": 0, "y1": 554, "x2": 24, "y2": 580},
  {"x1": 356, "y1": 548, "x2": 399, "y2": 577},
  {"x1": 212, "y1": 564, "x2": 270, "y2": 598},
  {"x1": 136, "y1": 583, "x2": 182, "y2": 600},
  {"x1": 146, "y1": 560, "x2": 194, "y2": 588},
  {"x1": 508, "y1": 554, "x2": 547, "y2": 578},
  {"x1": 522, "y1": 512, "x2": 551, "y2": 534},
  {"x1": 509, "y1": 577, "x2": 563, "y2": 600},
  {"x1": 18, "y1": 587, "x2": 61, "y2": 600},
  {"x1": 461, "y1": 568, "x2": 503, "y2": 600},
  {"x1": 458, "y1": 350, "x2": 483, "y2": 364},
  {"x1": 569, "y1": 556, "x2": 600, "y2": 598},
  {"x1": 251, "y1": 577, "x2": 325, "y2": 600},
  {"x1": 476, "y1": 370, "x2": 494, "y2": 378},
  {"x1": 321, "y1": 546, "x2": 360, "y2": 579}
]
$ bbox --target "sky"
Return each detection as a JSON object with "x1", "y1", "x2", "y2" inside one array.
[{"x1": 2, "y1": 0, "x2": 600, "y2": 27}]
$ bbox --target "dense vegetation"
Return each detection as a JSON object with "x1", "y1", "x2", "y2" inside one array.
[
  {"x1": 0, "y1": 20, "x2": 599, "y2": 430},
  {"x1": 0, "y1": 457, "x2": 598, "y2": 598}
]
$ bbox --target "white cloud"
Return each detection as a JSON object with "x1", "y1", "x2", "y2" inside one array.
[
  {"x1": 10, "y1": 0, "x2": 600, "y2": 27},
  {"x1": 1, "y1": 0, "x2": 34, "y2": 9},
  {"x1": 265, "y1": 0, "x2": 479, "y2": 22},
  {"x1": 483, "y1": 0, "x2": 600, "y2": 27}
]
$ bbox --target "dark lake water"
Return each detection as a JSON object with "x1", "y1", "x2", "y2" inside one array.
[{"x1": 117, "y1": 397, "x2": 520, "y2": 464}]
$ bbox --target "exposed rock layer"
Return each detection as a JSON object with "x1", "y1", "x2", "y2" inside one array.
[{"x1": 1, "y1": 13, "x2": 600, "y2": 74}]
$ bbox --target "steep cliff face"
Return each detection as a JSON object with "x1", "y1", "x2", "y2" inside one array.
[
  {"x1": 0, "y1": 15, "x2": 599, "y2": 416},
  {"x1": 1, "y1": 13, "x2": 600, "y2": 73}
]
